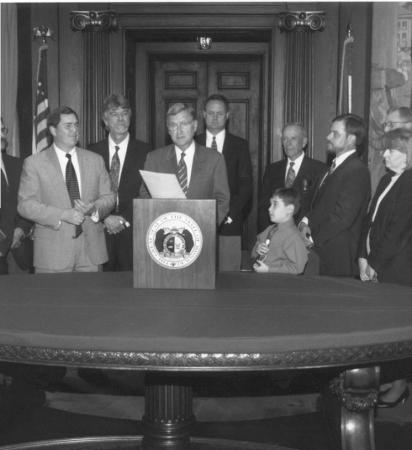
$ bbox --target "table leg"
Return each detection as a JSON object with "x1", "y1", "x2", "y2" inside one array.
[
  {"x1": 331, "y1": 366, "x2": 380, "y2": 450},
  {"x1": 142, "y1": 374, "x2": 195, "y2": 450}
]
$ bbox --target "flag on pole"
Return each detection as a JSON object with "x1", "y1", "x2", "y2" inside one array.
[
  {"x1": 32, "y1": 45, "x2": 50, "y2": 153},
  {"x1": 338, "y1": 25, "x2": 354, "y2": 115}
]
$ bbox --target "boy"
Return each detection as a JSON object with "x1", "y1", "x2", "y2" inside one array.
[{"x1": 251, "y1": 187, "x2": 308, "y2": 274}]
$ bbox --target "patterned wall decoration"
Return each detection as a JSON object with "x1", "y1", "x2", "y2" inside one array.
[{"x1": 368, "y1": 3, "x2": 412, "y2": 192}]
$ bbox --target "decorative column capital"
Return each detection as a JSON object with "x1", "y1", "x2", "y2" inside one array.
[
  {"x1": 70, "y1": 10, "x2": 119, "y2": 32},
  {"x1": 278, "y1": 11, "x2": 326, "y2": 32}
]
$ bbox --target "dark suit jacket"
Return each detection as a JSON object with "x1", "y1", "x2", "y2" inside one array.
[
  {"x1": 88, "y1": 137, "x2": 150, "y2": 225},
  {"x1": 142, "y1": 143, "x2": 230, "y2": 225},
  {"x1": 258, "y1": 155, "x2": 327, "y2": 232},
  {"x1": 359, "y1": 169, "x2": 412, "y2": 286},
  {"x1": 0, "y1": 154, "x2": 32, "y2": 270},
  {"x1": 196, "y1": 132, "x2": 252, "y2": 235},
  {"x1": 308, "y1": 152, "x2": 371, "y2": 277}
]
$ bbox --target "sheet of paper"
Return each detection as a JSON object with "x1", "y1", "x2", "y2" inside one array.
[{"x1": 140, "y1": 170, "x2": 186, "y2": 199}]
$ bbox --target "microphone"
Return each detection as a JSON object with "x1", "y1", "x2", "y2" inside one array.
[{"x1": 254, "y1": 224, "x2": 278, "y2": 263}]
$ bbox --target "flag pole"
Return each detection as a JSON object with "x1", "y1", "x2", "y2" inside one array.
[{"x1": 338, "y1": 24, "x2": 354, "y2": 115}]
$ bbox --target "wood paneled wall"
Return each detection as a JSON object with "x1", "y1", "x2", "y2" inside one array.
[{"x1": 20, "y1": 2, "x2": 372, "y2": 162}]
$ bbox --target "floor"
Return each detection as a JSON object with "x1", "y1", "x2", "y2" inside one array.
[{"x1": 1, "y1": 368, "x2": 411, "y2": 449}]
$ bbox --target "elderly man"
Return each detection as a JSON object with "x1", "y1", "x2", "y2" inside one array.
[
  {"x1": 0, "y1": 118, "x2": 32, "y2": 274},
  {"x1": 18, "y1": 106, "x2": 115, "y2": 273},
  {"x1": 299, "y1": 114, "x2": 371, "y2": 277},
  {"x1": 258, "y1": 123, "x2": 326, "y2": 232},
  {"x1": 196, "y1": 94, "x2": 253, "y2": 270},
  {"x1": 89, "y1": 94, "x2": 150, "y2": 271},
  {"x1": 142, "y1": 102, "x2": 230, "y2": 225}
]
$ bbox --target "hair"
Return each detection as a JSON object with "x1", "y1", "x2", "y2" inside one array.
[
  {"x1": 102, "y1": 94, "x2": 131, "y2": 116},
  {"x1": 272, "y1": 187, "x2": 301, "y2": 216},
  {"x1": 166, "y1": 103, "x2": 196, "y2": 121},
  {"x1": 383, "y1": 128, "x2": 412, "y2": 169},
  {"x1": 282, "y1": 122, "x2": 308, "y2": 139},
  {"x1": 332, "y1": 113, "x2": 366, "y2": 146},
  {"x1": 387, "y1": 106, "x2": 412, "y2": 123},
  {"x1": 47, "y1": 106, "x2": 79, "y2": 129},
  {"x1": 204, "y1": 94, "x2": 229, "y2": 111}
]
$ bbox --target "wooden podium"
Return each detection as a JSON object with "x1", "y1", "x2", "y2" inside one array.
[{"x1": 133, "y1": 199, "x2": 216, "y2": 289}]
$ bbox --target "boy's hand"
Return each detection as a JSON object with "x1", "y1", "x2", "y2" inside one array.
[
  {"x1": 253, "y1": 260, "x2": 269, "y2": 273},
  {"x1": 256, "y1": 243, "x2": 269, "y2": 256}
]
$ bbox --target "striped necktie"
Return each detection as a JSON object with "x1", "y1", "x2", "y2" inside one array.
[
  {"x1": 177, "y1": 152, "x2": 188, "y2": 196},
  {"x1": 285, "y1": 161, "x2": 296, "y2": 188},
  {"x1": 110, "y1": 145, "x2": 120, "y2": 211},
  {"x1": 211, "y1": 136, "x2": 218, "y2": 152},
  {"x1": 65, "y1": 154, "x2": 82, "y2": 238}
]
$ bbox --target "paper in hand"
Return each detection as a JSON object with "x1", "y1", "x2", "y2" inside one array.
[{"x1": 139, "y1": 170, "x2": 186, "y2": 199}]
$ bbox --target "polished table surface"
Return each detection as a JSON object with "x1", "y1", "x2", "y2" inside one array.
[
  {"x1": 0, "y1": 271, "x2": 412, "y2": 370},
  {"x1": 1, "y1": 272, "x2": 412, "y2": 450}
]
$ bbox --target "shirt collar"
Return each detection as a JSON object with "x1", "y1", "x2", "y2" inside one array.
[
  {"x1": 334, "y1": 149, "x2": 356, "y2": 168},
  {"x1": 108, "y1": 133, "x2": 129, "y2": 150},
  {"x1": 174, "y1": 140, "x2": 196, "y2": 157},
  {"x1": 54, "y1": 144, "x2": 76, "y2": 157}
]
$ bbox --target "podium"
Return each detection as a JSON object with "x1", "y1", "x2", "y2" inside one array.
[{"x1": 133, "y1": 199, "x2": 216, "y2": 289}]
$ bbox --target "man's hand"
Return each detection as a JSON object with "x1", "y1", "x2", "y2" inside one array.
[
  {"x1": 298, "y1": 222, "x2": 314, "y2": 248},
  {"x1": 104, "y1": 215, "x2": 127, "y2": 234},
  {"x1": 365, "y1": 264, "x2": 378, "y2": 282},
  {"x1": 358, "y1": 257, "x2": 369, "y2": 281},
  {"x1": 61, "y1": 208, "x2": 85, "y2": 225},
  {"x1": 10, "y1": 227, "x2": 25, "y2": 249},
  {"x1": 253, "y1": 260, "x2": 269, "y2": 273},
  {"x1": 74, "y1": 199, "x2": 96, "y2": 216}
]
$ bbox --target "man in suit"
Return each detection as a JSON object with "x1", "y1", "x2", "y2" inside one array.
[
  {"x1": 18, "y1": 106, "x2": 115, "y2": 273},
  {"x1": 142, "y1": 102, "x2": 230, "y2": 225},
  {"x1": 0, "y1": 117, "x2": 32, "y2": 274},
  {"x1": 196, "y1": 94, "x2": 253, "y2": 270},
  {"x1": 89, "y1": 94, "x2": 150, "y2": 271},
  {"x1": 299, "y1": 114, "x2": 371, "y2": 277},
  {"x1": 258, "y1": 123, "x2": 326, "y2": 232}
]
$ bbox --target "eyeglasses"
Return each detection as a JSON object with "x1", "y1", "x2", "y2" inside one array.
[
  {"x1": 383, "y1": 121, "x2": 412, "y2": 129},
  {"x1": 167, "y1": 121, "x2": 194, "y2": 132}
]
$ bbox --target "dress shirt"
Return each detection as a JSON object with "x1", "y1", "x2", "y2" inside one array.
[
  {"x1": 0, "y1": 153, "x2": 8, "y2": 185},
  {"x1": 366, "y1": 173, "x2": 401, "y2": 254},
  {"x1": 206, "y1": 129, "x2": 225, "y2": 153},
  {"x1": 285, "y1": 152, "x2": 304, "y2": 184},
  {"x1": 174, "y1": 141, "x2": 195, "y2": 186},
  {"x1": 54, "y1": 145, "x2": 82, "y2": 195},
  {"x1": 108, "y1": 133, "x2": 129, "y2": 182}
]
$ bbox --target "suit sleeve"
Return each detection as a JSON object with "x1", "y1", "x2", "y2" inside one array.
[
  {"x1": 18, "y1": 157, "x2": 63, "y2": 228},
  {"x1": 93, "y1": 156, "x2": 116, "y2": 219},
  {"x1": 368, "y1": 173, "x2": 412, "y2": 273},
  {"x1": 214, "y1": 154, "x2": 230, "y2": 225},
  {"x1": 228, "y1": 140, "x2": 253, "y2": 219},
  {"x1": 310, "y1": 165, "x2": 371, "y2": 246},
  {"x1": 257, "y1": 166, "x2": 273, "y2": 232},
  {"x1": 139, "y1": 151, "x2": 155, "y2": 198}
]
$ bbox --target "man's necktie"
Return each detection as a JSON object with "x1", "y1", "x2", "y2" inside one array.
[
  {"x1": 177, "y1": 152, "x2": 188, "y2": 195},
  {"x1": 110, "y1": 146, "x2": 120, "y2": 211},
  {"x1": 285, "y1": 161, "x2": 296, "y2": 188},
  {"x1": 211, "y1": 136, "x2": 218, "y2": 152},
  {"x1": 65, "y1": 154, "x2": 82, "y2": 238},
  {"x1": 319, "y1": 159, "x2": 337, "y2": 188}
]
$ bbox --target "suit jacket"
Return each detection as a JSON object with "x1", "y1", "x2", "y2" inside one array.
[
  {"x1": 258, "y1": 155, "x2": 327, "y2": 232},
  {"x1": 196, "y1": 132, "x2": 252, "y2": 235},
  {"x1": 142, "y1": 143, "x2": 230, "y2": 225},
  {"x1": 88, "y1": 137, "x2": 150, "y2": 224},
  {"x1": 308, "y1": 152, "x2": 371, "y2": 277},
  {"x1": 359, "y1": 169, "x2": 412, "y2": 286},
  {"x1": 0, "y1": 154, "x2": 32, "y2": 263},
  {"x1": 18, "y1": 146, "x2": 115, "y2": 270}
]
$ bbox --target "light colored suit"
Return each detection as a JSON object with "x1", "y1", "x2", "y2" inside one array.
[
  {"x1": 18, "y1": 146, "x2": 115, "y2": 271},
  {"x1": 142, "y1": 143, "x2": 230, "y2": 224}
]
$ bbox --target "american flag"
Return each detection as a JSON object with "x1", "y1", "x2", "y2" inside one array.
[{"x1": 32, "y1": 45, "x2": 50, "y2": 153}]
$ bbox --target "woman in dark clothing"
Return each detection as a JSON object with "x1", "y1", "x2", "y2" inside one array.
[{"x1": 358, "y1": 128, "x2": 412, "y2": 407}]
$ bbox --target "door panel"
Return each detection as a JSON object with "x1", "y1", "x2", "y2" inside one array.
[{"x1": 151, "y1": 55, "x2": 261, "y2": 250}]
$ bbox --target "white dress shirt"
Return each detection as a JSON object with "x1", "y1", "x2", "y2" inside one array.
[
  {"x1": 206, "y1": 129, "x2": 225, "y2": 153},
  {"x1": 1, "y1": 153, "x2": 8, "y2": 185},
  {"x1": 174, "y1": 141, "x2": 196, "y2": 187}
]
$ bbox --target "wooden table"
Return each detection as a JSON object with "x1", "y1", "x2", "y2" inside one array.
[{"x1": 1, "y1": 272, "x2": 412, "y2": 449}]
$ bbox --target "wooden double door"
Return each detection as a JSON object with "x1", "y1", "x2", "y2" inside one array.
[{"x1": 148, "y1": 54, "x2": 262, "y2": 250}]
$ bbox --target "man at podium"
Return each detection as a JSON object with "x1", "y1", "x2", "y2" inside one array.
[{"x1": 142, "y1": 103, "x2": 230, "y2": 225}]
